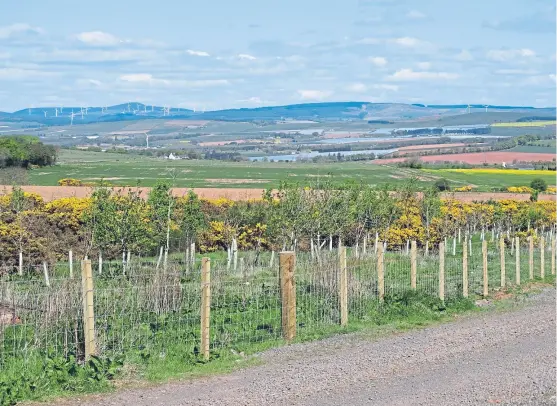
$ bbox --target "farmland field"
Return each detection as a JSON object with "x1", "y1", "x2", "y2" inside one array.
[
  {"x1": 25, "y1": 150, "x2": 557, "y2": 192},
  {"x1": 491, "y1": 120, "x2": 556, "y2": 127},
  {"x1": 375, "y1": 151, "x2": 556, "y2": 165}
]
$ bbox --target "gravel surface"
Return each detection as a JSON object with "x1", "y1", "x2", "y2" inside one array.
[{"x1": 54, "y1": 288, "x2": 556, "y2": 406}]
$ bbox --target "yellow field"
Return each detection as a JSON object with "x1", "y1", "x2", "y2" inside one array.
[{"x1": 491, "y1": 121, "x2": 556, "y2": 127}]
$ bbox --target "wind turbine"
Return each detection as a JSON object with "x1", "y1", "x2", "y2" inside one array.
[
  {"x1": 70, "y1": 111, "x2": 75, "y2": 126},
  {"x1": 127, "y1": 102, "x2": 131, "y2": 113},
  {"x1": 80, "y1": 107, "x2": 84, "y2": 119},
  {"x1": 144, "y1": 132, "x2": 150, "y2": 148},
  {"x1": 55, "y1": 108, "x2": 58, "y2": 117},
  {"x1": 28, "y1": 108, "x2": 32, "y2": 115},
  {"x1": 467, "y1": 104, "x2": 471, "y2": 114},
  {"x1": 84, "y1": 107, "x2": 89, "y2": 115},
  {"x1": 43, "y1": 111, "x2": 47, "y2": 118},
  {"x1": 484, "y1": 105, "x2": 489, "y2": 112}
]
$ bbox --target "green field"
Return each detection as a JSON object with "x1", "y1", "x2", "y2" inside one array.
[{"x1": 26, "y1": 150, "x2": 556, "y2": 190}]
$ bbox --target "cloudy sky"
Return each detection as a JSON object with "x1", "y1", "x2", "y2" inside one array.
[{"x1": 0, "y1": 0, "x2": 555, "y2": 111}]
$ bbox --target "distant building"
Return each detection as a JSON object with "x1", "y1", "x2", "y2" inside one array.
[{"x1": 167, "y1": 153, "x2": 179, "y2": 160}]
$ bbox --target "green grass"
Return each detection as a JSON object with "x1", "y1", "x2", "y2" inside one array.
[
  {"x1": 509, "y1": 145, "x2": 556, "y2": 153},
  {"x1": 1, "y1": 240, "x2": 554, "y2": 404},
  {"x1": 423, "y1": 168, "x2": 556, "y2": 189},
  {"x1": 27, "y1": 150, "x2": 556, "y2": 191}
]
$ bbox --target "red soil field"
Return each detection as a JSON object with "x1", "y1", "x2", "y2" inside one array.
[
  {"x1": 0, "y1": 186, "x2": 553, "y2": 202},
  {"x1": 374, "y1": 151, "x2": 556, "y2": 165}
]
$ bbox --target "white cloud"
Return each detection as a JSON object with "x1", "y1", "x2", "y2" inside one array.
[
  {"x1": 76, "y1": 31, "x2": 124, "y2": 46},
  {"x1": 373, "y1": 84, "x2": 399, "y2": 91},
  {"x1": 416, "y1": 62, "x2": 431, "y2": 70},
  {"x1": 455, "y1": 50, "x2": 473, "y2": 61},
  {"x1": 297, "y1": 89, "x2": 333, "y2": 100},
  {"x1": 387, "y1": 69, "x2": 459, "y2": 81},
  {"x1": 486, "y1": 48, "x2": 536, "y2": 61},
  {"x1": 392, "y1": 37, "x2": 425, "y2": 47},
  {"x1": 119, "y1": 73, "x2": 228, "y2": 88},
  {"x1": 0, "y1": 23, "x2": 44, "y2": 40},
  {"x1": 237, "y1": 53, "x2": 256, "y2": 60},
  {"x1": 357, "y1": 37, "x2": 381, "y2": 45},
  {"x1": 406, "y1": 10, "x2": 426, "y2": 19},
  {"x1": 369, "y1": 56, "x2": 388, "y2": 67},
  {"x1": 346, "y1": 83, "x2": 367, "y2": 93},
  {"x1": 186, "y1": 49, "x2": 210, "y2": 57},
  {"x1": 0, "y1": 68, "x2": 55, "y2": 80},
  {"x1": 495, "y1": 69, "x2": 538, "y2": 75}
]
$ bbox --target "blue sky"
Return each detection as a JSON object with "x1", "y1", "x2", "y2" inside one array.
[{"x1": 0, "y1": 0, "x2": 555, "y2": 111}]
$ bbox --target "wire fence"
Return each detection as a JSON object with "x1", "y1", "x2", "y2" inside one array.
[{"x1": 0, "y1": 236, "x2": 554, "y2": 374}]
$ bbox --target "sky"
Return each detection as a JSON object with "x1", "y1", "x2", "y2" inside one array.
[{"x1": 0, "y1": 0, "x2": 555, "y2": 111}]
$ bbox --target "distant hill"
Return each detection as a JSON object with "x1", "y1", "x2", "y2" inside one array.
[{"x1": 1, "y1": 102, "x2": 555, "y2": 126}]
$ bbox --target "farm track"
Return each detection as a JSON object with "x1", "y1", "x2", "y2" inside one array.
[
  {"x1": 51, "y1": 288, "x2": 556, "y2": 406},
  {"x1": 0, "y1": 185, "x2": 555, "y2": 202}
]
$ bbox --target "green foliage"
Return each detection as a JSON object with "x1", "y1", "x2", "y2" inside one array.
[
  {"x1": 0, "y1": 136, "x2": 56, "y2": 169},
  {"x1": 434, "y1": 178, "x2": 451, "y2": 191},
  {"x1": 530, "y1": 178, "x2": 547, "y2": 192}
]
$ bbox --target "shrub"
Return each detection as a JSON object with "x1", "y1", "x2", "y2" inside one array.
[
  {"x1": 530, "y1": 178, "x2": 548, "y2": 192},
  {"x1": 58, "y1": 178, "x2": 83, "y2": 186},
  {"x1": 434, "y1": 178, "x2": 450, "y2": 191}
]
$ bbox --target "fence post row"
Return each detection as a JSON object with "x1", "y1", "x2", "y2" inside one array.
[
  {"x1": 279, "y1": 251, "x2": 296, "y2": 341},
  {"x1": 339, "y1": 247, "x2": 348, "y2": 327},
  {"x1": 377, "y1": 244, "x2": 385, "y2": 303},
  {"x1": 438, "y1": 242, "x2": 445, "y2": 302},
  {"x1": 482, "y1": 240, "x2": 488, "y2": 297},
  {"x1": 200, "y1": 257, "x2": 211, "y2": 361},
  {"x1": 81, "y1": 259, "x2": 96, "y2": 360}
]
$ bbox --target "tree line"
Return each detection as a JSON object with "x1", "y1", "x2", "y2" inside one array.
[
  {"x1": 0, "y1": 179, "x2": 554, "y2": 268},
  {"x1": 0, "y1": 136, "x2": 57, "y2": 168}
]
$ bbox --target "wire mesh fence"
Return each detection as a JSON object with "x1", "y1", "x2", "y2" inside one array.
[{"x1": 0, "y1": 237, "x2": 554, "y2": 373}]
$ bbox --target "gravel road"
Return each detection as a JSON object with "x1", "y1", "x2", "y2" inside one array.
[{"x1": 56, "y1": 289, "x2": 556, "y2": 406}]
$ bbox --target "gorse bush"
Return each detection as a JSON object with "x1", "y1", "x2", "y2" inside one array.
[{"x1": 0, "y1": 179, "x2": 555, "y2": 266}]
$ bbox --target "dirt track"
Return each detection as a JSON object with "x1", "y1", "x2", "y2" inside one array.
[
  {"x1": 0, "y1": 186, "x2": 555, "y2": 202},
  {"x1": 51, "y1": 288, "x2": 556, "y2": 406}
]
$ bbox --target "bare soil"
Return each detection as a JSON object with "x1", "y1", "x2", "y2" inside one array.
[
  {"x1": 375, "y1": 151, "x2": 557, "y2": 165},
  {"x1": 0, "y1": 186, "x2": 554, "y2": 202}
]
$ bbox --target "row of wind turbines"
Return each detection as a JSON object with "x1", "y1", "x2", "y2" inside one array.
[
  {"x1": 466, "y1": 104, "x2": 491, "y2": 114},
  {"x1": 27, "y1": 102, "x2": 200, "y2": 125}
]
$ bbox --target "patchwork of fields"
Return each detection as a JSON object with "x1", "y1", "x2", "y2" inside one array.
[{"x1": 26, "y1": 150, "x2": 557, "y2": 192}]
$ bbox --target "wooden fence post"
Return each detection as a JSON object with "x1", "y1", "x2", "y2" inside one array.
[
  {"x1": 529, "y1": 236, "x2": 534, "y2": 280},
  {"x1": 43, "y1": 262, "x2": 50, "y2": 287},
  {"x1": 439, "y1": 242, "x2": 445, "y2": 301},
  {"x1": 279, "y1": 252, "x2": 296, "y2": 341},
  {"x1": 551, "y1": 237, "x2": 555, "y2": 275},
  {"x1": 540, "y1": 237, "x2": 545, "y2": 279},
  {"x1": 515, "y1": 237, "x2": 520, "y2": 285},
  {"x1": 69, "y1": 250, "x2": 73, "y2": 279},
  {"x1": 377, "y1": 244, "x2": 385, "y2": 303},
  {"x1": 81, "y1": 259, "x2": 96, "y2": 360},
  {"x1": 500, "y1": 237, "x2": 505, "y2": 288},
  {"x1": 200, "y1": 257, "x2": 211, "y2": 361},
  {"x1": 462, "y1": 238, "x2": 468, "y2": 298},
  {"x1": 410, "y1": 240, "x2": 417, "y2": 290},
  {"x1": 482, "y1": 240, "x2": 488, "y2": 297},
  {"x1": 339, "y1": 247, "x2": 348, "y2": 327}
]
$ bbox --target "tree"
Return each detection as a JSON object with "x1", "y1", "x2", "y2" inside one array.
[
  {"x1": 530, "y1": 178, "x2": 547, "y2": 192},
  {"x1": 434, "y1": 178, "x2": 450, "y2": 191},
  {"x1": 147, "y1": 181, "x2": 174, "y2": 252},
  {"x1": 179, "y1": 190, "x2": 206, "y2": 248}
]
